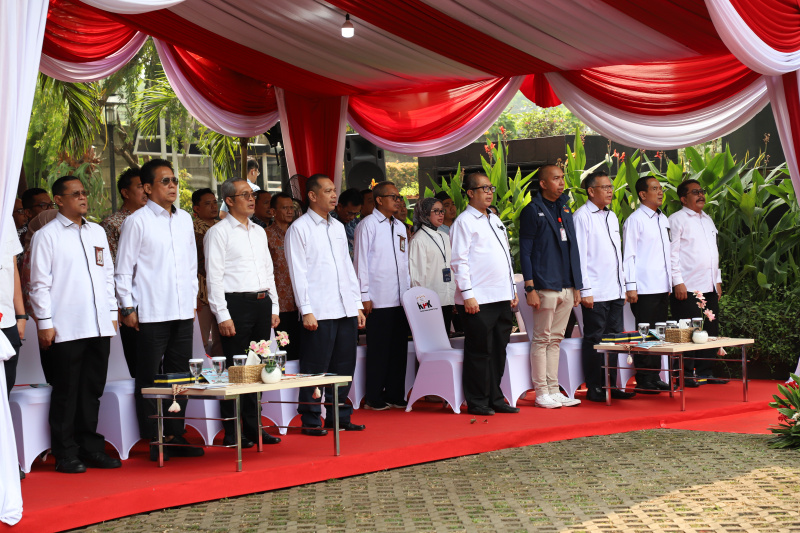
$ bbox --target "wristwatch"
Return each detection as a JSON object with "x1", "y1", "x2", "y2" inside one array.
[
  {"x1": 119, "y1": 307, "x2": 136, "y2": 317},
  {"x1": 15, "y1": 314, "x2": 28, "y2": 320},
  {"x1": 524, "y1": 286, "x2": 534, "y2": 293}
]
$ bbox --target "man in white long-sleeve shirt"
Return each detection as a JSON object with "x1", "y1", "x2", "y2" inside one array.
[
  {"x1": 205, "y1": 178, "x2": 282, "y2": 446},
  {"x1": 354, "y1": 181, "x2": 410, "y2": 411},
  {"x1": 286, "y1": 174, "x2": 366, "y2": 434},
  {"x1": 450, "y1": 172, "x2": 519, "y2": 416},
  {"x1": 669, "y1": 179, "x2": 727, "y2": 385},
  {"x1": 622, "y1": 176, "x2": 672, "y2": 394},
  {"x1": 115, "y1": 159, "x2": 203, "y2": 460},
  {"x1": 30, "y1": 176, "x2": 121, "y2": 473}
]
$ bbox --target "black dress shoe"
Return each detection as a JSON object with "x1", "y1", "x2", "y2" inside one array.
[
  {"x1": 636, "y1": 382, "x2": 661, "y2": 394},
  {"x1": 166, "y1": 435, "x2": 205, "y2": 457},
  {"x1": 679, "y1": 378, "x2": 700, "y2": 388},
  {"x1": 55, "y1": 457, "x2": 86, "y2": 474},
  {"x1": 586, "y1": 387, "x2": 606, "y2": 402},
  {"x1": 247, "y1": 431, "x2": 281, "y2": 445},
  {"x1": 705, "y1": 376, "x2": 730, "y2": 385},
  {"x1": 492, "y1": 403, "x2": 520, "y2": 413},
  {"x1": 302, "y1": 427, "x2": 329, "y2": 436},
  {"x1": 325, "y1": 421, "x2": 366, "y2": 431},
  {"x1": 610, "y1": 389, "x2": 636, "y2": 399},
  {"x1": 79, "y1": 451, "x2": 121, "y2": 469},
  {"x1": 467, "y1": 406, "x2": 495, "y2": 416},
  {"x1": 223, "y1": 434, "x2": 255, "y2": 448},
  {"x1": 364, "y1": 400, "x2": 390, "y2": 411},
  {"x1": 653, "y1": 380, "x2": 671, "y2": 390}
]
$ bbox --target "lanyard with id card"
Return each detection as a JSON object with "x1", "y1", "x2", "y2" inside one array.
[
  {"x1": 423, "y1": 228, "x2": 451, "y2": 282},
  {"x1": 558, "y1": 217, "x2": 568, "y2": 241}
]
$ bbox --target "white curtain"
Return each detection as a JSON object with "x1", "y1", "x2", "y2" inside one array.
[
  {"x1": 347, "y1": 76, "x2": 523, "y2": 157},
  {"x1": 155, "y1": 39, "x2": 280, "y2": 138},
  {"x1": 546, "y1": 72, "x2": 770, "y2": 150},
  {"x1": 40, "y1": 32, "x2": 148, "y2": 83},
  {"x1": 80, "y1": 0, "x2": 185, "y2": 13},
  {"x1": 765, "y1": 74, "x2": 800, "y2": 193}
]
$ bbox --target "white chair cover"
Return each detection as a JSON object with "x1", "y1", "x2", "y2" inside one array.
[
  {"x1": 0, "y1": 331, "x2": 23, "y2": 525},
  {"x1": 261, "y1": 359, "x2": 300, "y2": 435},
  {"x1": 347, "y1": 345, "x2": 367, "y2": 409},
  {"x1": 405, "y1": 341, "x2": 416, "y2": 401},
  {"x1": 402, "y1": 287, "x2": 465, "y2": 413},
  {"x1": 97, "y1": 332, "x2": 141, "y2": 459}
]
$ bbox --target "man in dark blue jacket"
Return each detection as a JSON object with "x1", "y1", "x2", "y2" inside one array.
[{"x1": 520, "y1": 164, "x2": 583, "y2": 409}]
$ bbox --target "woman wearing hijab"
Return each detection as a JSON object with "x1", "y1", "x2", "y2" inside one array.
[{"x1": 408, "y1": 197, "x2": 456, "y2": 332}]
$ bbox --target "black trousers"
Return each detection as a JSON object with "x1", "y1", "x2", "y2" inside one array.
[
  {"x1": 42, "y1": 336, "x2": 110, "y2": 460},
  {"x1": 670, "y1": 290, "x2": 720, "y2": 376},
  {"x1": 630, "y1": 292, "x2": 669, "y2": 384},
  {"x1": 441, "y1": 305, "x2": 454, "y2": 335},
  {"x1": 135, "y1": 319, "x2": 193, "y2": 440},
  {"x1": 278, "y1": 310, "x2": 303, "y2": 361},
  {"x1": 365, "y1": 306, "x2": 409, "y2": 404},
  {"x1": 457, "y1": 301, "x2": 512, "y2": 410},
  {"x1": 581, "y1": 298, "x2": 624, "y2": 390},
  {"x1": 298, "y1": 316, "x2": 357, "y2": 427},
  {"x1": 2, "y1": 325, "x2": 21, "y2": 399},
  {"x1": 119, "y1": 322, "x2": 138, "y2": 379},
  {"x1": 219, "y1": 293, "x2": 272, "y2": 438}
]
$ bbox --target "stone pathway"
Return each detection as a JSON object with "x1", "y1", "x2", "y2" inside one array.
[{"x1": 72, "y1": 430, "x2": 800, "y2": 532}]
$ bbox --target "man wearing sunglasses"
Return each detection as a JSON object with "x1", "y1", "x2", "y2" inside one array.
[
  {"x1": 115, "y1": 158, "x2": 204, "y2": 461},
  {"x1": 669, "y1": 179, "x2": 726, "y2": 386}
]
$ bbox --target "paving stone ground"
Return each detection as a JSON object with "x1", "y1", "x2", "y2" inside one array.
[{"x1": 72, "y1": 429, "x2": 800, "y2": 533}]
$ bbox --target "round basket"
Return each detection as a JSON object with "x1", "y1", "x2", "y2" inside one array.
[
  {"x1": 228, "y1": 364, "x2": 265, "y2": 384},
  {"x1": 665, "y1": 328, "x2": 694, "y2": 343}
]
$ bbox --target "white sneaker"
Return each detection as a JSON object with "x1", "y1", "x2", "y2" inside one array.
[
  {"x1": 535, "y1": 394, "x2": 561, "y2": 409},
  {"x1": 550, "y1": 392, "x2": 581, "y2": 407}
]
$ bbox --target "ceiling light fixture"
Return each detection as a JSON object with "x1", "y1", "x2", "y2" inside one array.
[{"x1": 341, "y1": 13, "x2": 354, "y2": 38}]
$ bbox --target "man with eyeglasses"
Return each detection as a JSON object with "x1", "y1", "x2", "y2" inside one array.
[
  {"x1": 450, "y1": 172, "x2": 519, "y2": 416},
  {"x1": 574, "y1": 171, "x2": 636, "y2": 402},
  {"x1": 13, "y1": 198, "x2": 27, "y2": 245},
  {"x1": 623, "y1": 176, "x2": 673, "y2": 394},
  {"x1": 29, "y1": 176, "x2": 120, "y2": 473},
  {"x1": 520, "y1": 164, "x2": 583, "y2": 409},
  {"x1": 116, "y1": 158, "x2": 205, "y2": 460},
  {"x1": 205, "y1": 178, "x2": 281, "y2": 447},
  {"x1": 220, "y1": 158, "x2": 261, "y2": 220},
  {"x1": 266, "y1": 192, "x2": 302, "y2": 361},
  {"x1": 330, "y1": 187, "x2": 363, "y2": 260},
  {"x1": 354, "y1": 180, "x2": 411, "y2": 411},
  {"x1": 669, "y1": 179, "x2": 727, "y2": 386}
]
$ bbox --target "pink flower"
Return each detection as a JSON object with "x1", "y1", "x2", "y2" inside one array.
[
  {"x1": 276, "y1": 331, "x2": 290, "y2": 347},
  {"x1": 249, "y1": 341, "x2": 258, "y2": 352},
  {"x1": 704, "y1": 309, "x2": 716, "y2": 322}
]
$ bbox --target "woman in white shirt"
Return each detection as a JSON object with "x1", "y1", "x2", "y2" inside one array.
[{"x1": 409, "y1": 198, "x2": 456, "y2": 332}]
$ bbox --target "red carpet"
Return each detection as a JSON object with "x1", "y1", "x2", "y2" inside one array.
[{"x1": 4, "y1": 379, "x2": 780, "y2": 533}]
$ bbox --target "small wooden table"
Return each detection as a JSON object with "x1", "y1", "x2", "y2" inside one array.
[
  {"x1": 142, "y1": 374, "x2": 352, "y2": 471},
  {"x1": 594, "y1": 338, "x2": 754, "y2": 411}
]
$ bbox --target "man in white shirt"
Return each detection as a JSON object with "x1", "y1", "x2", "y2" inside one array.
[
  {"x1": 574, "y1": 171, "x2": 636, "y2": 402},
  {"x1": 623, "y1": 177, "x2": 673, "y2": 393},
  {"x1": 29, "y1": 176, "x2": 121, "y2": 473},
  {"x1": 116, "y1": 159, "x2": 204, "y2": 460},
  {"x1": 205, "y1": 178, "x2": 281, "y2": 446},
  {"x1": 219, "y1": 158, "x2": 261, "y2": 219},
  {"x1": 354, "y1": 181, "x2": 411, "y2": 410},
  {"x1": 669, "y1": 179, "x2": 727, "y2": 386},
  {"x1": 286, "y1": 174, "x2": 367, "y2": 434},
  {"x1": 450, "y1": 172, "x2": 519, "y2": 416}
]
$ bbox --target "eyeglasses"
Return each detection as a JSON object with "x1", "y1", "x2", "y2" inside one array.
[
  {"x1": 470, "y1": 185, "x2": 497, "y2": 193},
  {"x1": 230, "y1": 192, "x2": 256, "y2": 201},
  {"x1": 688, "y1": 188, "x2": 707, "y2": 196},
  {"x1": 431, "y1": 209, "x2": 446, "y2": 215},
  {"x1": 32, "y1": 202, "x2": 56, "y2": 210},
  {"x1": 157, "y1": 177, "x2": 179, "y2": 186},
  {"x1": 377, "y1": 194, "x2": 402, "y2": 202},
  {"x1": 590, "y1": 185, "x2": 614, "y2": 191},
  {"x1": 59, "y1": 191, "x2": 88, "y2": 199}
]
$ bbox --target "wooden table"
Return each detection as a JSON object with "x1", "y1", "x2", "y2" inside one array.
[
  {"x1": 594, "y1": 338, "x2": 754, "y2": 411},
  {"x1": 142, "y1": 374, "x2": 352, "y2": 471}
]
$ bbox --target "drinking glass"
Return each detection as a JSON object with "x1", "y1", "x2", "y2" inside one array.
[
  {"x1": 692, "y1": 317, "x2": 703, "y2": 330},
  {"x1": 211, "y1": 356, "x2": 226, "y2": 381},
  {"x1": 232, "y1": 355, "x2": 247, "y2": 366},
  {"x1": 655, "y1": 322, "x2": 666, "y2": 339},
  {"x1": 666, "y1": 320, "x2": 678, "y2": 329},
  {"x1": 189, "y1": 359, "x2": 204, "y2": 384},
  {"x1": 275, "y1": 351, "x2": 287, "y2": 373},
  {"x1": 637, "y1": 322, "x2": 650, "y2": 342}
]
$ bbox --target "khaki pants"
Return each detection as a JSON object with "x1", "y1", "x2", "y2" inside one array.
[
  {"x1": 529, "y1": 288, "x2": 574, "y2": 395},
  {"x1": 197, "y1": 302, "x2": 224, "y2": 358}
]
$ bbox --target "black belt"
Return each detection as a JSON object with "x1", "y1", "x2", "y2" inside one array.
[{"x1": 227, "y1": 291, "x2": 268, "y2": 301}]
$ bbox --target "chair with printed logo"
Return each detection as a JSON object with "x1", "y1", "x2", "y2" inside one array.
[
  {"x1": 348, "y1": 344, "x2": 367, "y2": 409},
  {"x1": 97, "y1": 332, "x2": 141, "y2": 459},
  {"x1": 402, "y1": 287, "x2": 465, "y2": 413},
  {"x1": 184, "y1": 317, "x2": 222, "y2": 445}
]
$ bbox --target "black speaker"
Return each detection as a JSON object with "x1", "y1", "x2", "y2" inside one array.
[{"x1": 344, "y1": 134, "x2": 385, "y2": 190}]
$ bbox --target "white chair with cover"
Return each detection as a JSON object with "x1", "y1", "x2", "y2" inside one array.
[
  {"x1": 405, "y1": 341, "x2": 416, "y2": 400},
  {"x1": 261, "y1": 359, "x2": 300, "y2": 434},
  {"x1": 8, "y1": 319, "x2": 51, "y2": 473},
  {"x1": 402, "y1": 287, "x2": 465, "y2": 414},
  {"x1": 97, "y1": 332, "x2": 140, "y2": 459},
  {"x1": 184, "y1": 317, "x2": 222, "y2": 445},
  {"x1": 347, "y1": 344, "x2": 367, "y2": 409}
]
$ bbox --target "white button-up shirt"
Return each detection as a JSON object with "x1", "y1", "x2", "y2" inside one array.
[
  {"x1": 622, "y1": 205, "x2": 672, "y2": 295},
  {"x1": 450, "y1": 205, "x2": 516, "y2": 305},
  {"x1": 29, "y1": 213, "x2": 116, "y2": 342},
  {"x1": 285, "y1": 209, "x2": 362, "y2": 320},
  {"x1": 573, "y1": 201, "x2": 625, "y2": 302},
  {"x1": 669, "y1": 206, "x2": 721, "y2": 293},
  {"x1": 204, "y1": 214, "x2": 279, "y2": 322},
  {"x1": 0, "y1": 222, "x2": 22, "y2": 329},
  {"x1": 354, "y1": 210, "x2": 411, "y2": 309},
  {"x1": 409, "y1": 226, "x2": 455, "y2": 306},
  {"x1": 115, "y1": 200, "x2": 198, "y2": 323}
]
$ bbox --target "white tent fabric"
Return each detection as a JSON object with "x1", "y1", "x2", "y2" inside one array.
[
  {"x1": 0, "y1": 332, "x2": 22, "y2": 526},
  {"x1": 765, "y1": 74, "x2": 800, "y2": 192},
  {"x1": 40, "y1": 32, "x2": 148, "y2": 83},
  {"x1": 81, "y1": 0, "x2": 185, "y2": 13},
  {"x1": 546, "y1": 72, "x2": 770, "y2": 150}
]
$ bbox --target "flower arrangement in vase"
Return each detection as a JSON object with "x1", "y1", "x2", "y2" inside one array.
[
  {"x1": 246, "y1": 333, "x2": 290, "y2": 383},
  {"x1": 692, "y1": 291, "x2": 716, "y2": 344}
]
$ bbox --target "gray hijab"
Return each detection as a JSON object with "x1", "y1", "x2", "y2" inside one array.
[{"x1": 412, "y1": 197, "x2": 440, "y2": 233}]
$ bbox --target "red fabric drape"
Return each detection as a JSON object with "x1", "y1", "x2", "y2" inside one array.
[
  {"x1": 348, "y1": 78, "x2": 513, "y2": 143},
  {"x1": 44, "y1": 0, "x2": 138, "y2": 63},
  {"x1": 729, "y1": 0, "x2": 800, "y2": 53},
  {"x1": 781, "y1": 72, "x2": 800, "y2": 161},
  {"x1": 165, "y1": 43, "x2": 276, "y2": 117},
  {"x1": 520, "y1": 74, "x2": 561, "y2": 108},
  {"x1": 282, "y1": 92, "x2": 344, "y2": 197},
  {"x1": 326, "y1": 0, "x2": 555, "y2": 77},
  {"x1": 559, "y1": 53, "x2": 761, "y2": 116}
]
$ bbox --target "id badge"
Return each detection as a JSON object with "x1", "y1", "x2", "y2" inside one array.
[
  {"x1": 559, "y1": 227, "x2": 568, "y2": 241},
  {"x1": 399, "y1": 235, "x2": 406, "y2": 253},
  {"x1": 442, "y1": 267, "x2": 452, "y2": 283},
  {"x1": 94, "y1": 246, "x2": 104, "y2": 266}
]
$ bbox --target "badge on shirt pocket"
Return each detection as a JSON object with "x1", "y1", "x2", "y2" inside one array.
[
  {"x1": 399, "y1": 235, "x2": 406, "y2": 253},
  {"x1": 94, "y1": 246, "x2": 104, "y2": 266},
  {"x1": 442, "y1": 267, "x2": 451, "y2": 283}
]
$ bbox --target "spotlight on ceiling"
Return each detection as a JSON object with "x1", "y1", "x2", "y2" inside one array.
[{"x1": 341, "y1": 13, "x2": 354, "y2": 38}]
